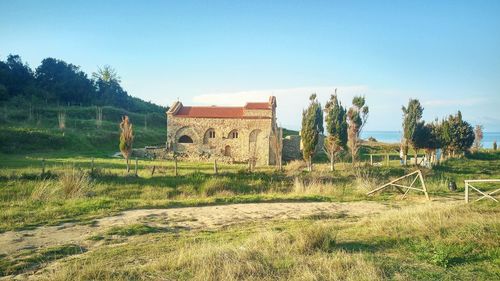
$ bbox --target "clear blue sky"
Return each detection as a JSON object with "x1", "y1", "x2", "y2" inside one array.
[{"x1": 1, "y1": 0, "x2": 499, "y2": 131}]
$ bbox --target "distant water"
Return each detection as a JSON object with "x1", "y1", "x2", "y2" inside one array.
[{"x1": 362, "y1": 131, "x2": 500, "y2": 149}]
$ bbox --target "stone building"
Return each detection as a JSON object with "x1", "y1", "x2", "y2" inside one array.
[{"x1": 166, "y1": 96, "x2": 279, "y2": 165}]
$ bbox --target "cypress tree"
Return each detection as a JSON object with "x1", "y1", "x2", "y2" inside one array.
[
  {"x1": 347, "y1": 96, "x2": 368, "y2": 165},
  {"x1": 323, "y1": 90, "x2": 347, "y2": 171},
  {"x1": 402, "y1": 99, "x2": 423, "y2": 165},
  {"x1": 301, "y1": 94, "x2": 323, "y2": 171}
]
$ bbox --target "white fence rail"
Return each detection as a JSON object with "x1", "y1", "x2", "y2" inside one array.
[{"x1": 464, "y1": 179, "x2": 500, "y2": 203}]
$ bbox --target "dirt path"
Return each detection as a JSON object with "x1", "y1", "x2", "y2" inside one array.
[{"x1": 0, "y1": 201, "x2": 390, "y2": 257}]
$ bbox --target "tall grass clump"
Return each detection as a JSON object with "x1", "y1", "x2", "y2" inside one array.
[
  {"x1": 31, "y1": 169, "x2": 94, "y2": 201},
  {"x1": 31, "y1": 178, "x2": 57, "y2": 201},
  {"x1": 59, "y1": 169, "x2": 94, "y2": 198}
]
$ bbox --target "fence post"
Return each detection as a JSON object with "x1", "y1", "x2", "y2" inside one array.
[
  {"x1": 134, "y1": 158, "x2": 138, "y2": 177},
  {"x1": 91, "y1": 157, "x2": 94, "y2": 173},
  {"x1": 174, "y1": 156, "x2": 178, "y2": 176},
  {"x1": 41, "y1": 158, "x2": 45, "y2": 175},
  {"x1": 370, "y1": 154, "x2": 373, "y2": 166},
  {"x1": 465, "y1": 181, "x2": 469, "y2": 203},
  {"x1": 214, "y1": 158, "x2": 218, "y2": 175},
  {"x1": 386, "y1": 154, "x2": 389, "y2": 166}
]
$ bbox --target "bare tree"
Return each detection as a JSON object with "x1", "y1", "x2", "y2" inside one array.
[
  {"x1": 58, "y1": 109, "x2": 66, "y2": 133},
  {"x1": 119, "y1": 116, "x2": 134, "y2": 173},
  {"x1": 472, "y1": 125, "x2": 483, "y2": 152},
  {"x1": 271, "y1": 124, "x2": 283, "y2": 171},
  {"x1": 96, "y1": 106, "x2": 103, "y2": 128},
  {"x1": 346, "y1": 96, "x2": 368, "y2": 165}
]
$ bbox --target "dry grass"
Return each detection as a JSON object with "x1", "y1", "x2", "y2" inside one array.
[
  {"x1": 353, "y1": 166, "x2": 380, "y2": 192},
  {"x1": 19, "y1": 201, "x2": 500, "y2": 280},
  {"x1": 31, "y1": 179, "x2": 57, "y2": 201},
  {"x1": 31, "y1": 169, "x2": 94, "y2": 201},
  {"x1": 202, "y1": 178, "x2": 234, "y2": 196},
  {"x1": 351, "y1": 202, "x2": 498, "y2": 243},
  {"x1": 284, "y1": 160, "x2": 307, "y2": 175},
  {"x1": 43, "y1": 223, "x2": 381, "y2": 281},
  {"x1": 293, "y1": 177, "x2": 331, "y2": 194},
  {"x1": 59, "y1": 169, "x2": 94, "y2": 199}
]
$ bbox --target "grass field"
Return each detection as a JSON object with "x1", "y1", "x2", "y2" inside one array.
[{"x1": 0, "y1": 149, "x2": 499, "y2": 279}]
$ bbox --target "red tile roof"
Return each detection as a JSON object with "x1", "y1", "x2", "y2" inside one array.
[
  {"x1": 175, "y1": 106, "x2": 246, "y2": 118},
  {"x1": 244, "y1": 102, "x2": 270, "y2": 110},
  {"x1": 170, "y1": 97, "x2": 275, "y2": 119}
]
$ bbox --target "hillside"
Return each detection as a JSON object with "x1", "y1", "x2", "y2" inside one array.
[
  {"x1": 0, "y1": 54, "x2": 168, "y2": 155},
  {"x1": 0, "y1": 105, "x2": 166, "y2": 155}
]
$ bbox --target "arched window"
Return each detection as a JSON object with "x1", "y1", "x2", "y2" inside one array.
[
  {"x1": 228, "y1": 130, "x2": 239, "y2": 139},
  {"x1": 203, "y1": 129, "x2": 216, "y2": 144},
  {"x1": 178, "y1": 135, "x2": 193, "y2": 143},
  {"x1": 249, "y1": 129, "x2": 261, "y2": 142}
]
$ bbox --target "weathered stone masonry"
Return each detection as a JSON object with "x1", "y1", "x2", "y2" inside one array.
[{"x1": 166, "y1": 96, "x2": 279, "y2": 166}]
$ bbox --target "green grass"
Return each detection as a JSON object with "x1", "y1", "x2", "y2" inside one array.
[
  {"x1": 106, "y1": 224, "x2": 164, "y2": 236},
  {"x1": 0, "y1": 104, "x2": 166, "y2": 155},
  {"x1": 0, "y1": 150, "x2": 499, "y2": 279},
  {"x1": 1, "y1": 151, "x2": 499, "y2": 233}
]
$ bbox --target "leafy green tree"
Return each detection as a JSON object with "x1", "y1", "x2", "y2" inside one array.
[
  {"x1": 0, "y1": 55, "x2": 35, "y2": 98},
  {"x1": 441, "y1": 111, "x2": 474, "y2": 157},
  {"x1": 35, "y1": 58, "x2": 94, "y2": 105},
  {"x1": 119, "y1": 115, "x2": 134, "y2": 173},
  {"x1": 323, "y1": 91, "x2": 347, "y2": 171},
  {"x1": 402, "y1": 99, "x2": 423, "y2": 165},
  {"x1": 411, "y1": 121, "x2": 431, "y2": 164},
  {"x1": 0, "y1": 54, "x2": 167, "y2": 115},
  {"x1": 347, "y1": 96, "x2": 368, "y2": 165},
  {"x1": 301, "y1": 94, "x2": 323, "y2": 171},
  {"x1": 0, "y1": 84, "x2": 8, "y2": 101},
  {"x1": 423, "y1": 121, "x2": 443, "y2": 163}
]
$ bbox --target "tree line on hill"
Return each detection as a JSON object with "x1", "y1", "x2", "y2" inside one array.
[
  {"x1": 0, "y1": 54, "x2": 166, "y2": 114},
  {"x1": 300, "y1": 90, "x2": 479, "y2": 171}
]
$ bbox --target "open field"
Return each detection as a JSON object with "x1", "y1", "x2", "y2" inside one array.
[{"x1": 0, "y1": 150, "x2": 499, "y2": 279}]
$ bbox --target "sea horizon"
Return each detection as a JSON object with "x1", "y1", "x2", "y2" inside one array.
[{"x1": 361, "y1": 131, "x2": 499, "y2": 148}]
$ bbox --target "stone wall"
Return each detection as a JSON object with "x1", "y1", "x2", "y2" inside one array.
[
  {"x1": 282, "y1": 135, "x2": 301, "y2": 161},
  {"x1": 167, "y1": 116, "x2": 275, "y2": 166},
  {"x1": 282, "y1": 134, "x2": 325, "y2": 162}
]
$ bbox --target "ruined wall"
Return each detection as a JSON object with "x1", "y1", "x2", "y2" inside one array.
[
  {"x1": 282, "y1": 135, "x2": 302, "y2": 161},
  {"x1": 167, "y1": 116, "x2": 274, "y2": 165},
  {"x1": 282, "y1": 134, "x2": 325, "y2": 162}
]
